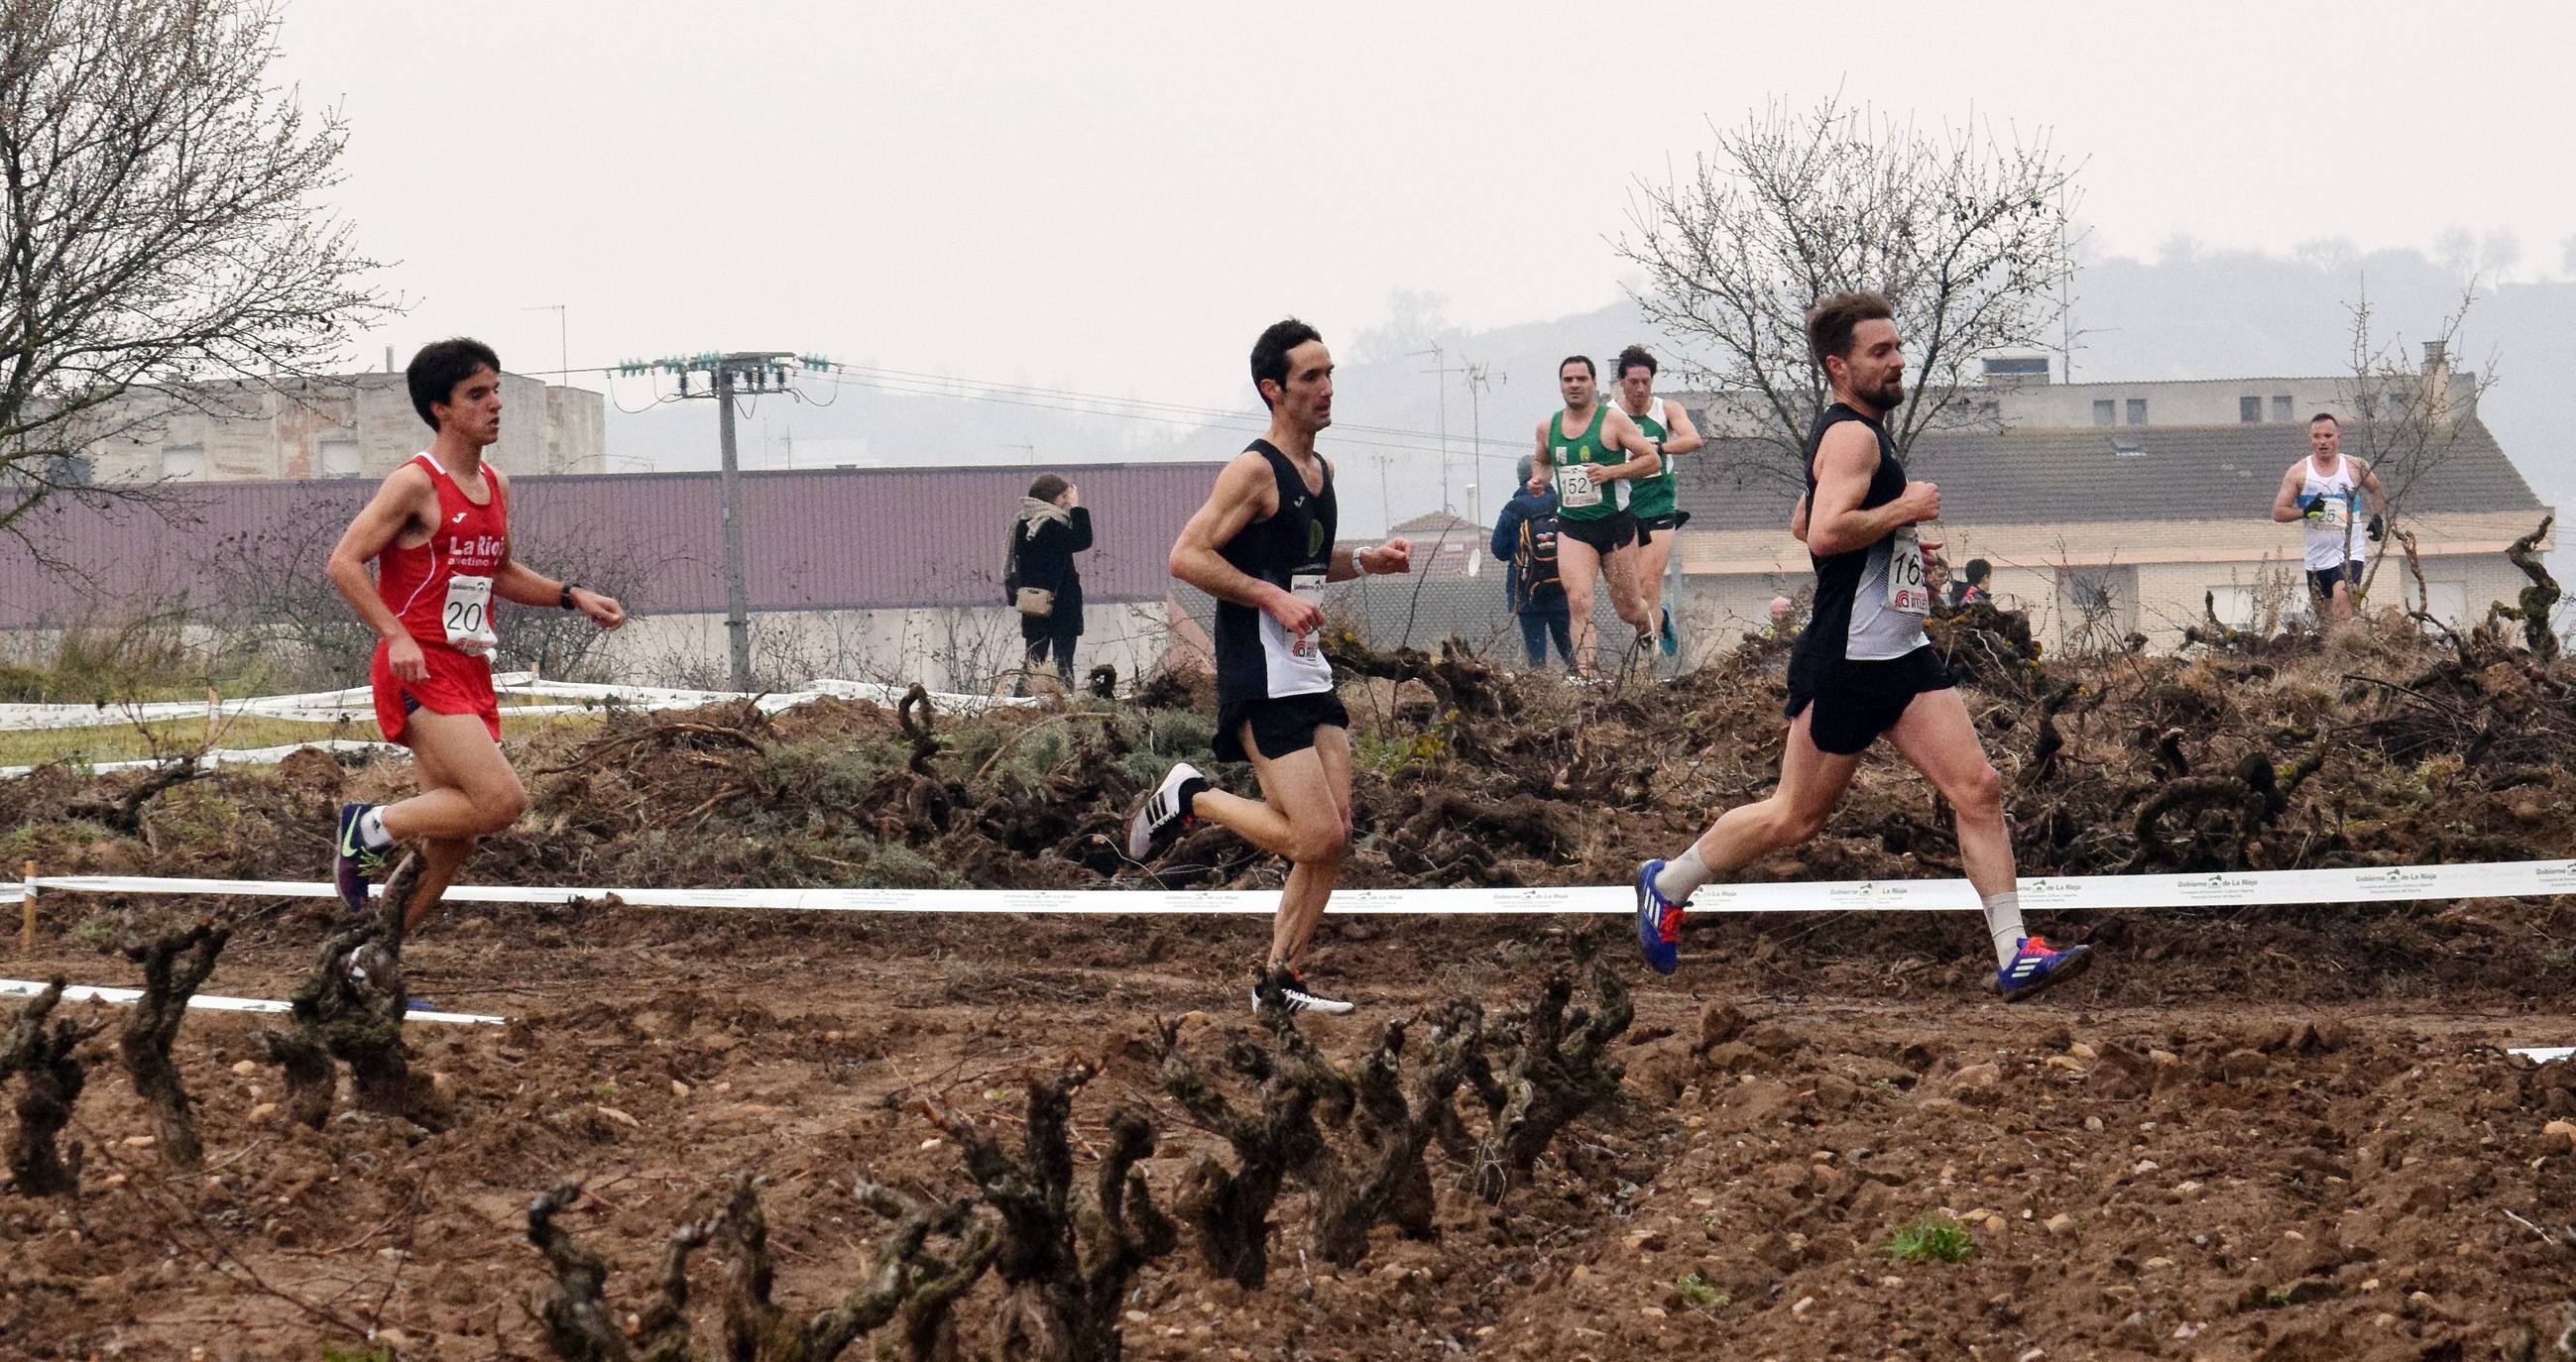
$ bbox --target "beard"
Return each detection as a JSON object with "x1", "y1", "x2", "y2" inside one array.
[{"x1": 1866, "y1": 374, "x2": 1906, "y2": 409}]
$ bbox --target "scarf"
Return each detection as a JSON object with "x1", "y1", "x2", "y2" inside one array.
[{"x1": 1017, "y1": 497, "x2": 1073, "y2": 538}]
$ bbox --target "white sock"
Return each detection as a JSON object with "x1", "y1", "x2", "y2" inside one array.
[
  {"x1": 357, "y1": 806, "x2": 395, "y2": 851},
  {"x1": 1981, "y1": 889, "x2": 2026, "y2": 968},
  {"x1": 1654, "y1": 850, "x2": 1712, "y2": 904}
]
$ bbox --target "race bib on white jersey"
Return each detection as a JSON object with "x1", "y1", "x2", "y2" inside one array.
[
  {"x1": 443, "y1": 574, "x2": 499, "y2": 655},
  {"x1": 1257, "y1": 570, "x2": 1335, "y2": 697},
  {"x1": 1885, "y1": 526, "x2": 1932, "y2": 616},
  {"x1": 1557, "y1": 461, "x2": 1602, "y2": 510},
  {"x1": 2313, "y1": 497, "x2": 2351, "y2": 530}
]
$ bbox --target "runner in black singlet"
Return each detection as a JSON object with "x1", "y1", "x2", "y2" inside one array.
[
  {"x1": 1631, "y1": 291, "x2": 2096, "y2": 1002},
  {"x1": 1125, "y1": 318, "x2": 1413, "y2": 1015}
]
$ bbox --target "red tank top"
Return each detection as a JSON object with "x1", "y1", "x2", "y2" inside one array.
[{"x1": 376, "y1": 453, "x2": 508, "y2": 656}]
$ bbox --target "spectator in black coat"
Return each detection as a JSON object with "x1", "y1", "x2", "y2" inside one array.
[
  {"x1": 1490, "y1": 456, "x2": 1573, "y2": 668},
  {"x1": 1010, "y1": 473, "x2": 1092, "y2": 688}
]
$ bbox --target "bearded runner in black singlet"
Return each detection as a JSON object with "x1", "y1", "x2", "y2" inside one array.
[
  {"x1": 1125, "y1": 318, "x2": 1413, "y2": 1016},
  {"x1": 1632, "y1": 291, "x2": 2096, "y2": 1002}
]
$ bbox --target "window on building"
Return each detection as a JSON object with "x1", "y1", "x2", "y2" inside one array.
[
  {"x1": 2206, "y1": 585, "x2": 2261, "y2": 630},
  {"x1": 159, "y1": 443, "x2": 204, "y2": 482},
  {"x1": 2125, "y1": 398, "x2": 2148, "y2": 426},
  {"x1": 319, "y1": 436, "x2": 363, "y2": 480},
  {"x1": 2092, "y1": 399, "x2": 2116, "y2": 426},
  {"x1": 2421, "y1": 581, "x2": 2467, "y2": 626},
  {"x1": 2271, "y1": 396, "x2": 2293, "y2": 423},
  {"x1": 2054, "y1": 565, "x2": 2139, "y2": 649},
  {"x1": 2240, "y1": 397, "x2": 2263, "y2": 423}
]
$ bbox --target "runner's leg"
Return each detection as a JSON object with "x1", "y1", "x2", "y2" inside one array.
[
  {"x1": 1677, "y1": 709, "x2": 1861, "y2": 876},
  {"x1": 399, "y1": 729, "x2": 482, "y2": 932},
  {"x1": 1604, "y1": 535, "x2": 1653, "y2": 650},
  {"x1": 1558, "y1": 536, "x2": 1605, "y2": 672},
  {"x1": 1885, "y1": 685, "x2": 2022, "y2": 968},
  {"x1": 1884, "y1": 688, "x2": 2012, "y2": 897},
  {"x1": 1635, "y1": 525, "x2": 1674, "y2": 632},
  {"x1": 1243, "y1": 730, "x2": 1350, "y2": 970},
  {"x1": 378, "y1": 710, "x2": 527, "y2": 844}
]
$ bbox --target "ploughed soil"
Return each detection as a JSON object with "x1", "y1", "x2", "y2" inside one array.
[{"x1": 3, "y1": 607, "x2": 2574, "y2": 1360}]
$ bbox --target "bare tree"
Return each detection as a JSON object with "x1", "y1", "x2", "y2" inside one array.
[
  {"x1": 2337, "y1": 279, "x2": 2503, "y2": 611},
  {"x1": 1617, "y1": 94, "x2": 2081, "y2": 487},
  {"x1": 0, "y1": 0, "x2": 392, "y2": 539}
]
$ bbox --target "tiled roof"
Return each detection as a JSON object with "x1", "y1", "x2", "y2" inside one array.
[{"x1": 1674, "y1": 416, "x2": 2540, "y2": 532}]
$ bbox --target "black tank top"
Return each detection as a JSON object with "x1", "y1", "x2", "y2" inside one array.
[
  {"x1": 1793, "y1": 402, "x2": 1929, "y2": 666},
  {"x1": 1215, "y1": 440, "x2": 1338, "y2": 710}
]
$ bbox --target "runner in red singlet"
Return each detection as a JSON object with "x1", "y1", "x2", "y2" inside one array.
[{"x1": 324, "y1": 338, "x2": 626, "y2": 931}]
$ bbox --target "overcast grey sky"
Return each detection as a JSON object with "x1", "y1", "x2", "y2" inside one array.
[{"x1": 275, "y1": 0, "x2": 2576, "y2": 412}]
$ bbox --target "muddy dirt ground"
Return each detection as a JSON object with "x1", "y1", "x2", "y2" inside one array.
[{"x1": 4, "y1": 616, "x2": 2575, "y2": 1359}]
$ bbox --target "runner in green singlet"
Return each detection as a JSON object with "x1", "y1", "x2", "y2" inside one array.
[
  {"x1": 1531, "y1": 355, "x2": 1665, "y2": 678},
  {"x1": 1611, "y1": 345, "x2": 1704, "y2": 660}
]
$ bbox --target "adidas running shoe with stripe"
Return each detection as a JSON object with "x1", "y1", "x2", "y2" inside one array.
[
  {"x1": 333, "y1": 802, "x2": 385, "y2": 914},
  {"x1": 1125, "y1": 762, "x2": 1208, "y2": 861},
  {"x1": 1250, "y1": 965, "x2": 1355, "y2": 1016},
  {"x1": 1997, "y1": 935, "x2": 2093, "y2": 1002},
  {"x1": 1636, "y1": 858, "x2": 1685, "y2": 974}
]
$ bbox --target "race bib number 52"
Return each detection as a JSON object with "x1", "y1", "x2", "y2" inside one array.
[
  {"x1": 443, "y1": 574, "x2": 499, "y2": 655},
  {"x1": 1886, "y1": 527, "x2": 1930, "y2": 616}
]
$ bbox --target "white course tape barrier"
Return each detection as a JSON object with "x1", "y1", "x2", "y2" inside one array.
[
  {"x1": 2514, "y1": 1048, "x2": 2572, "y2": 1064},
  {"x1": 0, "y1": 738, "x2": 398, "y2": 781},
  {"x1": 0, "y1": 674, "x2": 1031, "y2": 735},
  {"x1": 0, "y1": 977, "x2": 503, "y2": 1026},
  {"x1": 15, "y1": 854, "x2": 2576, "y2": 917}
]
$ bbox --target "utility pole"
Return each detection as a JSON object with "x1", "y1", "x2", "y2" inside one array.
[
  {"x1": 619, "y1": 350, "x2": 828, "y2": 691},
  {"x1": 1461, "y1": 361, "x2": 1498, "y2": 527},
  {"x1": 1411, "y1": 343, "x2": 1451, "y2": 514}
]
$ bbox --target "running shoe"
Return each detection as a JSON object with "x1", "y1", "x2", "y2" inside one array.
[
  {"x1": 1658, "y1": 605, "x2": 1679, "y2": 657},
  {"x1": 1635, "y1": 858, "x2": 1685, "y2": 974},
  {"x1": 1125, "y1": 762, "x2": 1209, "y2": 861},
  {"x1": 1996, "y1": 935, "x2": 2093, "y2": 1002},
  {"x1": 1250, "y1": 965, "x2": 1355, "y2": 1016},
  {"x1": 333, "y1": 802, "x2": 384, "y2": 913}
]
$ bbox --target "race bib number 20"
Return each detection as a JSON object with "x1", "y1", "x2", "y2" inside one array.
[
  {"x1": 1886, "y1": 527, "x2": 1931, "y2": 616},
  {"x1": 443, "y1": 574, "x2": 499, "y2": 655}
]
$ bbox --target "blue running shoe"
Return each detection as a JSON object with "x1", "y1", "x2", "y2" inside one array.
[
  {"x1": 332, "y1": 802, "x2": 383, "y2": 914},
  {"x1": 1635, "y1": 859, "x2": 1685, "y2": 974},
  {"x1": 1997, "y1": 936, "x2": 2093, "y2": 1003},
  {"x1": 1658, "y1": 605, "x2": 1679, "y2": 657}
]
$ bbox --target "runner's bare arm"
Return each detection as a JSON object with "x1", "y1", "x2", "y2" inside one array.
[
  {"x1": 1531, "y1": 419, "x2": 1553, "y2": 481},
  {"x1": 325, "y1": 466, "x2": 434, "y2": 643},
  {"x1": 2359, "y1": 459, "x2": 2388, "y2": 515},
  {"x1": 2271, "y1": 463, "x2": 2308, "y2": 522},
  {"x1": 1656, "y1": 399, "x2": 1704, "y2": 458},
  {"x1": 1804, "y1": 422, "x2": 1935, "y2": 556},
  {"x1": 1169, "y1": 451, "x2": 1289, "y2": 612},
  {"x1": 1592, "y1": 410, "x2": 1666, "y2": 482},
  {"x1": 1790, "y1": 493, "x2": 1811, "y2": 543},
  {"x1": 1329, "y1": 538, "x2": 1412, "y2": 582},
  {"x1": 488, "y1": 471, "x2": 625, "y2": 627}
]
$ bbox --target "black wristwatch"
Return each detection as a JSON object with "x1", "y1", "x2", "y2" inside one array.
[{"x1": 559, "y1": 583, "x2": 579, "y2": 611}]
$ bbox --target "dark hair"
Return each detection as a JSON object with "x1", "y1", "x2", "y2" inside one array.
[
  {"x1": 407, "y1": 337, "x2": 502, "y2": 429},
  {"x1": 2309, "y1": 411, "x2": 2339, "y2": 428},
  {"x1": 1026, "y1": 474, "x2": 1070, "y2": 504},
  {"x1": 1559, "y1": 355, "x2": 1595, "y2": 381},
  {"x1": 1250, "y1": 317, "x2": 1324, "y2": 409},
  {"x1": 1615, "y1": 345, "x2": 1656, "y2": 379},
  {"x1": 1963, "y1": 557, "x2": 1991, "y2": 585},
  {"x1": 1803, "y1": 290, "x2": 1895, "y2": 368}
]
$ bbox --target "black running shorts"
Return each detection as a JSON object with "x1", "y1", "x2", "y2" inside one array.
[
  {"x1": 1784, "y1": 645, "x2": 1955, "y2": 756},
  {"x1": 1558, "y1": 511, "x2": 1638, "y2": 556},
  {"x1": 1636, "y1": 511, "x2": 1692, "y2": 535},
  {"x1": 1215, "y1": 690, "x2": 1350, "y2": 764},
  {"x1": 2306, "y1": 562, "x2": 2361, "y2": 599}
]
